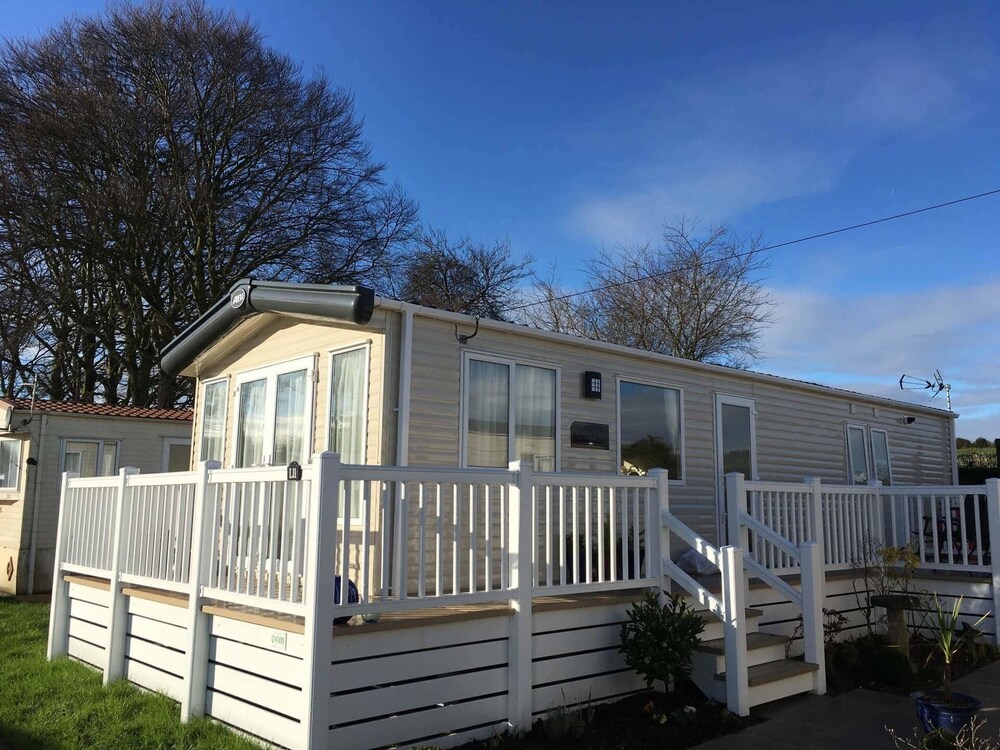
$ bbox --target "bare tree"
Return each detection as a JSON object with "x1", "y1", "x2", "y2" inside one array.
[
  {"x1": 395, "y1": 229, "x2": 533, "y2": 319},
  {"x1": 0, "y1": 0, "x2": 419, "y2": 407},
  {"x1": 527, "y1": 220, "x2": 774, "y2": 368}
]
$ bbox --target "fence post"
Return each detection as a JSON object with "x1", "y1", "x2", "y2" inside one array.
[
  {"x1": 799, "y1": 541, "x2": 827, "y2": 695},
  {"x1": 181, "y1": 460, "x2": 220, "y2": 721},
  {"x1": 649, "y1": 469, "x2": 670, "y2": 599},
  {"x1": 867, "y1": 479, "x2": 885, "y2": 547},
  {"x1": 507, "y1": 460, "x2": 533, "y2": 731},
  {"x1": 302, "y1": 453, "x2": 340, "y2": 750},
  {"x1": 725, "y1": 472, "x2": 747, "y2": 550},
  {"x1": 47, "y1": 470, "x2": 79, "y2": 660},
  {"x1": 806, "y1": 477, "x2": 825, "y2": 565},
  {"x1": 986, "y1": 479, "x2": 1000, "y2": 647},
  {"x1": 103, "y1": 466, "x2": 140, "y2": 684},
  {"x1": 725, "y1": 472, "x2": 750, "y2": 604},
  {"x1": 720, "y1": 545, "x2": 749, "y2": 716}
]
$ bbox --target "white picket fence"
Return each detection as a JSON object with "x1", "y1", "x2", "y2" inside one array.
[
  {"x1": 48, "y1": 454, "x2": 664, "y2": 749},
  {"x1": 730, "y1": 473, "x2": 1000, "y2": 576}
]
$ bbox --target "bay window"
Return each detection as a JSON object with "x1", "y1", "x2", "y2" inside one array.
[
  {"x1": 618, "y1": 380, "x2": 683, "y2": 480},
  {"x1": 232, "y1": 357, "x2": 315, "y2": 468},
  {"x1": 464, "y1": 355, "x2": 557, "y2": 471}
]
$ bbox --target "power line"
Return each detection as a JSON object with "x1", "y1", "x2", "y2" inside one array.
[{"x1": 512, "y1": 186, "x2": 1000, "y2": 312}]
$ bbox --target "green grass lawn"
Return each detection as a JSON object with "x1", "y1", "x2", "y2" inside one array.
[{"x1": 0, "y1": 597, "x2": 262, "y2": 750}]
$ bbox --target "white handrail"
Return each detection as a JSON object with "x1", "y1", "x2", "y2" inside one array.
[{"x1": 740, "y1": 511, "x2": 799, "y2": 560}]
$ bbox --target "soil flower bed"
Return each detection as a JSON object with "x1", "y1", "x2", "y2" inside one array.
[{"x1": 447, "y1": 682, "x2": 759, "y2": 750}]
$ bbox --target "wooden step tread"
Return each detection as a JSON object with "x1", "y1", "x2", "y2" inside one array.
[
  {"x1": 715, "y1": 659, "x2": 819, "y2": 687},
  {"x1": 696, "y1": 607, "x2": 763, "y2": 623},
  {"x1": 698, "y1": 631, "x2": 789, "y2": 655}
]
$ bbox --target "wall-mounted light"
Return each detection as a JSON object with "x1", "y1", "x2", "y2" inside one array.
[
  {"x1": 902, "y1": 416, "x2": 916, "y2": 425},
  {"x1": 583, "y1": 371, "x2": 602, "y2": 399}
]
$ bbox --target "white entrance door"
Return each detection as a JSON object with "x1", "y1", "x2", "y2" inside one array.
[{"x1": 715, "y1": 394, "x2": 757, "y2": 544}]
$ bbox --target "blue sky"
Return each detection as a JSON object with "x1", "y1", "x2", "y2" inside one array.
[{"x1": 6, "y1": 1, "x2": 1000, "y2": 438}]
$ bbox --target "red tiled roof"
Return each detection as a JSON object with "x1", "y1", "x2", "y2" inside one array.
[{"x1": 1, "y1": 398, "x2": 192, "y2": 422}]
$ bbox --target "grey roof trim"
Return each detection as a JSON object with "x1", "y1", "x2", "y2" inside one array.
[{"x1": 160, "y1": 279, "x2": 375, "y2": 376}]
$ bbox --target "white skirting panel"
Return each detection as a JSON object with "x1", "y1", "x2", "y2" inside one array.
[
  {"x1": 328, "y1": 616, "x2": 511, "y2": 750},
  {"x1": 531, "y1": 602, "x2": 646, "y2": 715},
  {"x1": 65, "y1": 582, "x2": 110, "y2": 669},
  {"x1": 123, "y1": 595, "x2": 189, "y2": 701},
  {"x1": 206, "y1": 614, "x2": 306, "y2": 749}
]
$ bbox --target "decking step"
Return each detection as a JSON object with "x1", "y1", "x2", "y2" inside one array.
[
  {"x1": 696, "y1": 607, "x2": 763, "y2": 624},
  {"x1": 698, "y1": 631, "x2": 789, "y2": 655},
  {"x1": 715, "y1": 659, "x2": 819, "y2": 687}
]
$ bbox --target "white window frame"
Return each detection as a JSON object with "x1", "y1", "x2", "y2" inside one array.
[
  {"x1": 162, "y1": 437, "x2": 191, "y2": 472},
  {"x1": 846, "y1": 423, "x2": 873, "y2": 485},
  {"x1": 870, "y1": 428, "x2": 894, "y2": 486},
  {"x1": 326, "y1": 341, "x2": 371, "y2": 462},
  {"x1": 230, "y1": 355, "x2": 317, "y2": 468},
  {"x1": 714, "y1": 393, "x2": 758, "y2": 481},
  {"x1": 198, "y1": 376, "x2": 229, "y2": 464},
  {"x1": 616, "y1": 375, "x2": 686, "y2": 484},
  {"x1": 0, "y1": 437, "x2": 23, "y2": 491},
  {"x1": 460, "y1": 351, "x2": 561, "y2": 471},
  {"x1": 59, "y1": 438, "x2": 121, "y2": 477}
]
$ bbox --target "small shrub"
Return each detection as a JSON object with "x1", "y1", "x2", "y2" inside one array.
[
  {"x1": 889, "y1": 716, "x2": 1000, "y2": 749},
  {"x1": 619, "y1": 591, "x2": 705, "y2": 692}
]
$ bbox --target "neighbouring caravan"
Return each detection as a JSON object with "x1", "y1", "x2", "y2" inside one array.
[
  {"x1": 0, "y1": 399, "x2": 192, "y2": 594},
  {"x1": 160, "y1": 279, "x2": 957, "y2": 548}
]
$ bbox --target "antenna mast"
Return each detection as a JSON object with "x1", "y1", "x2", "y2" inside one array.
[{"x1": 899, "y1": 370, "x2": 951, "y2": 412}]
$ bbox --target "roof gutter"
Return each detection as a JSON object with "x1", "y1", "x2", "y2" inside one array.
[{"x1": 160, "y1": 279, "x2": 375, "y2": 377}]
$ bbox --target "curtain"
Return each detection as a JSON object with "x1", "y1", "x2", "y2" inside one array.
[
  {"x1": 515, "y1": 365, "x2": 556, "y2": 471},
  {"x1": 467, "y1": 360, "x2": 509, "y2": 467},
  {"x1": 330, "y1": 349, "x2": 366, "y2": 464},
  {"x1": 200, "y1": 380, "x2": 227, "y2": 462},
  {"x1": 64, "y1": 440, "x2": 99, "y2": 477},
  {"x1": 236, "y1": 378, "x2": 267, "y2": 467},
  {"x1": 274, "y1": 369, "x2": 307, "y2": 464},
  {"x1": 848, "y1": 426, "x2": 869, "y2": 484}
]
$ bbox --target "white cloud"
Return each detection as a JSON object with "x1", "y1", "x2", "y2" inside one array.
[
  {"x1": 567, "y1": 29, "x2": 987, "y2": 246},
  {"x1": 572, "y1": 147, "x2": 846, "y2": 248},
  {"x1": 760, "y1": 280, "x2": 1000, "y2": 438}
]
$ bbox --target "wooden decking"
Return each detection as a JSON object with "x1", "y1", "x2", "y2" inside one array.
[{"x1": 60, "y1": 572, "x2": 648, "y2": 637}]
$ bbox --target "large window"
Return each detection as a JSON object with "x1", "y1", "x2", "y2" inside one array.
[
  {"x1": 464, "y1": 356, "x2": 557, "y2": 471},
  {"x1": 619, "y1": 380, "x2": 683, "y2": 480},
  {"x1": 0, "y1": 438, "x2": 21, "y2": 489},
  {"x1": 847, "y1": 423, "x2": 893, "y2": 486},
  {"x1": 328, "y1": 346, "x2": 368, "y2": 464},
  {"x1": 232, "y1": 357, "x2": 314, "y2": 468},
  {"x1": 62, "y1": 439, "x2": 118, "y2": 478},
  {"x1": 199, "y1": 379, "x2": 228, "y2": 463}
]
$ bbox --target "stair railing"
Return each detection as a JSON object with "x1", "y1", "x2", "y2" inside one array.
[
  {"x1": 726, "y1": 472, "x2": 827, "y2": 696},
  {"x1": 652, "y1": 469, "x2": 750, "y2": 715}
]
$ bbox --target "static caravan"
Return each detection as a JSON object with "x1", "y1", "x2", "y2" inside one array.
[
  {"x1": 161, "y1": 279, "x2": 956, "y2": 552},
  {"x1": 0, "y1": 399, "x2": 192, "y2": 595}
]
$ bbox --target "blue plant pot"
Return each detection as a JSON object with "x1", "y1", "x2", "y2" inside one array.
[
  {"x1": 333, "y1": 576, "x2": 359, "y2": 624},
  {"x1": 912, "y1": 690, "x2": 982, "y2": 734}
]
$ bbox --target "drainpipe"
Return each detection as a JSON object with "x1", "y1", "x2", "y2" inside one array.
[
  {"x1": 389, "y1": 309, "x2": 413, "y2": 597},
  {"x1": 26, "y1": 414, "x2": 48, "y2": 595},
  {"x1": 949, "y1": 416, "x2": 959, "y2": 485},
  {"x1": 395, "y1": 308, "x2": 413, "y2": 468}
]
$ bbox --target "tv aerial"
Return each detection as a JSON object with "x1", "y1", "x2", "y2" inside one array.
[{"x1": 899, "y1": 370, "x2": 951, "y2": 412}]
